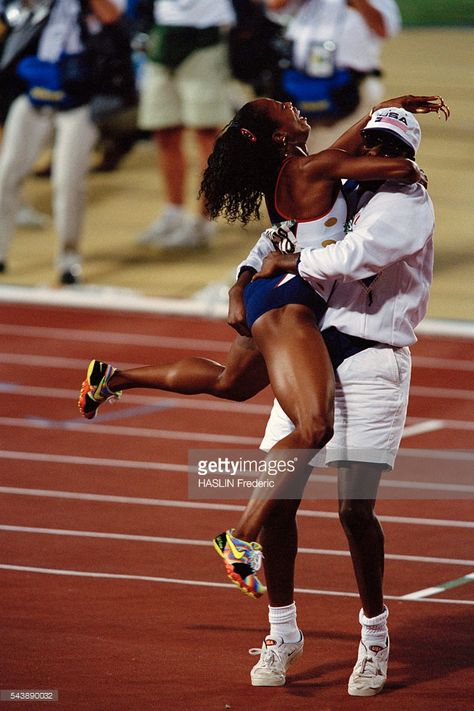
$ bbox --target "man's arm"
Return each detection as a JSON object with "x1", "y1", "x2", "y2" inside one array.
[{"x1": 255, "y1": 185, "x2": 434, "y2": 283}]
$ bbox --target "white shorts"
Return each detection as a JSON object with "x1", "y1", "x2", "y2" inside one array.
[
  {"x1": 138, "y1": 43, "x2": 234, "y2": 130},
  {"x1": 260, "y1": 345, "x2": 412, "y2": 470}
]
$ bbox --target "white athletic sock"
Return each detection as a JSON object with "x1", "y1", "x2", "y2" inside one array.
[
  {"x1": 268, "y1": 602, "x2": 300, "y2": 643},
  {"x1": 359, "y1": 605, "x2": 389, "y2": 648}
]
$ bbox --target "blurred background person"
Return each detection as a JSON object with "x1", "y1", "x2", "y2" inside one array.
[
  {"x1": 91, "y1": 0, "x2": 153, "y2": 173},
  {"x1": 264, "y1": 0, "x2": 401, "y2": 153},
  {"x1": 0, "y1": 0, "x2": 49, "y2": 228},
  {"x1": 0, "y1": 0, "x2": 125, "y2": 285},
  {"x1": 135, "y1": 0, "x2": 236, "y2": 249}
]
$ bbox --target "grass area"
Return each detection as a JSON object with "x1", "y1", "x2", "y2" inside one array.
[{"x1": 397, "y1": 0, "x2": 474, "y2": 26}]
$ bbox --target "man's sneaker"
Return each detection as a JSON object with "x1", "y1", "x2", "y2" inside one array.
[
  {"x1": 213, "y1": 530, "x2": 266, "y2": 599},
  {"x1": 249, "y1": 633, "x2": 304, "y2": 686},
  {"x1": 348, "y1": 637, "x2": 389, "y2": 696},
  {"x1": 78, "y1": 360, "x2": 122, "y2": 420},
  {"x1": 136, "y1": 204, "x2": 187, "y2": 246}
]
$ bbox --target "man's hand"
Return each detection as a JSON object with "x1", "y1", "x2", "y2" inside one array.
[{"x1": 253, "y1": 252, "x2": 300, "y2": 280}]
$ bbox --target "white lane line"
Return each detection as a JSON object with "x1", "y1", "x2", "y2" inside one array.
[
  {"x1": 401, "y1": 586, "x2": 445, "y2": 600},
  {"x1": 1, "y1": 451, "x2": 472, "y2": 493},
  {"x1": 0, "y1": 486, "x2": 473, "y2": 528},
  {"x1": 0, "y1": 353, "x2": 87, "y2": 368},
  {"x1": 0, "y1": 383, "x2": 271, "y2": 415},
  {"x1": 1, "y1": 285, "x2": 473, "y2": 338},
  {"x1": 410, "y1": 386, "x2": 474, "y2": 401},
  {"x1": 402, "y1": 420, "x2": 446, "y2": 438},
  {"x1": 0, "y1": 417, "x2": 261, "y2": 446},
  {"x1": 0, "y1": 450, "x2": 188, "y2": 472},
  {"x1": 0, "y1": 564, "x2": 473, "y2": 605},
  {"x1": 0, "y1": 324, "x2": 231, "y2": 352},
  {"x1": 0, "y1": 415, "x2": 472, "y2": 451},
  {"x1": 312, "y1": 474, "x2": 474, "y2": 494},
  {"x1": 1, "y1": 355, "x2": 474, "y2": 401},
  {"x1": 1, "y1": 525, "x2": 473, "y2": 566},
  {"x1": 401, "y1": 572, "x2": 474, "y2": 600},
  {"x1": 412, "y1": 356, "x2": 474, "y2": 371},
  {"x1": 1, "y1": 322, "x2": 473, "y2": 358}
]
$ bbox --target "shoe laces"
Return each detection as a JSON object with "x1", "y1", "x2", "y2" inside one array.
[
  {"x1": 357, "y1": 648, "x2": 384, "y2": 678},
  {"x1": 248, "y1": 543, "x2": 263, "y2": 572},
  {"x1": 249, "y1": 644, "x2": 281, "y2": 668}
]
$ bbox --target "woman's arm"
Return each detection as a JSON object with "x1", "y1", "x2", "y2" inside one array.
[{"x1": 303, "y1": 149, "x2": 421, "y2": 184}]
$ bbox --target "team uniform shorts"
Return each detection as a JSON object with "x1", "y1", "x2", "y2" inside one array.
[
  {"x1": 138, "y1": 42, "x2": 234, "y2": 130},
  {"x1": 244, "y1": 273, "x2": 327, "y2": 330},
  {"x1": 260, "y1": 338, "x2": 412, "y2": 470}
]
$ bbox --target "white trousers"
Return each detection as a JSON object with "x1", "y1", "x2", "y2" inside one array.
[
  {"x1": 261, "y1": 345, "x2": 412, "y2": 470},
  {"x1": 0, "y1": 95, "x2": 98, "y2": 271}
]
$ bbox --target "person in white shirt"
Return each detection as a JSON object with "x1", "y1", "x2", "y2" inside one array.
[
  {"x1": 265, "y1": 0, "x2": 401, "y2": 153},
  {"x1": 135, "y1": 0, "x2": 236, "y2": 248},
  {"x1": 0, "y1": 0, "x2": 125, "y2": 284},
  {"x1": 248, "y1": 106, "x2": 444, "y2": 695}
]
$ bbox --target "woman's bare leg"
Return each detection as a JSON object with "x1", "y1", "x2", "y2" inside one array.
[
  {"x1": 108, "y1": 334, "x2": 269, "y2": 401},
  {"x1": 233, "y1": 304, "x2": 334, "y2": 541}
]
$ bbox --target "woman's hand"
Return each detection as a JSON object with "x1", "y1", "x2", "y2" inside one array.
[
  {"x1": 227, "y1": 282, "x2": 251, "y2": 337},
  {"x1": 373, "y1": 95, "x2": 450, "y2": 120},
  {"x1": 253, "y1": 252, "x2": 299, "y2": 281}
]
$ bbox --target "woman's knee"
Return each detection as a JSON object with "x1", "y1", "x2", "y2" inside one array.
[{"x1": 297, "y1": 411, "x2": 334, "y2": 449}]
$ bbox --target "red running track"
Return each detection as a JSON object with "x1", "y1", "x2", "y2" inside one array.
[{"x1": 0, "y1": 303, "x2": 473, "y2": 711}]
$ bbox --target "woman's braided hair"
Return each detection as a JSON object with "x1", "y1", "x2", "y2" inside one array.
[{"x1": 199, "y1": 101, "x2": 282, "y2": 225}]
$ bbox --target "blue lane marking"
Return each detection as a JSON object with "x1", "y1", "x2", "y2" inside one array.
[
  {"x1": 0, "y1": 382, "x2": 19, "y2": 392},
  {"x1": 26, "y1": 403, "x2": 176, "y2": 429},
  {"x1": 78, "y1": 403, "x2": 175, "y2": 423}
]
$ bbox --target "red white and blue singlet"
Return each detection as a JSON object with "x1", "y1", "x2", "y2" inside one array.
[{"x1": 244, "y1": 185, "x2": 347, "y2": 329}]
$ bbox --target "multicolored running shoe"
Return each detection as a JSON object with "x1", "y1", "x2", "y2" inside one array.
[
  {"x1": 213, "y1": 529, "x2": 266, "y2": 599},
  {"x1": 78, "y1": 360, "x2": 122, "y2": 420}
]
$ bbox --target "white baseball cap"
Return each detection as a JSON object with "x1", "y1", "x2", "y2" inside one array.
[{"x1": 363, "y1": 107, "x2": 421, "y2": 154}]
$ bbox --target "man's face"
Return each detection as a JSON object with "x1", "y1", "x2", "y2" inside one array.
[{"x1": 361, "y1": 129, "x2": 414, "y2": 159}]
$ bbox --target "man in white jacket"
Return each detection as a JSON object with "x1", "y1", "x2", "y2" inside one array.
[{"x1": 246, "y1": 107, "x2": 434, "y2": 696}]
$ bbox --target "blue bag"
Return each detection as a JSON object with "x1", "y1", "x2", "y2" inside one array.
[
  {"x1": 17, "y1": 52, "x2": 90, "y2": 109},
  {"x1": 282, "y1": 66, "x2": 361, "y2": 120}
]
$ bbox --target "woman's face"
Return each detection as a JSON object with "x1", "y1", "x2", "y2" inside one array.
[{"x1": 253, "y1": 99, "x2": 310, "y2": 143}]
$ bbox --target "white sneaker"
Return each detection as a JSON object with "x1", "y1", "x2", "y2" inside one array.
[
  {"x1": 348, "y1": 637, "x2": 389, "y2": 696},
  {"x1": 249, "y1": 633, "x2": 304, "y2": 687},
  {"x1": 16, "y1": 204, "x2": 49, "y2": 229},
  {"x1": 136, "y1": 205, "x2": 187, "y2": 246},
  {"x1": 158, "y1": 214, "x2": 215, "y2": 250}
]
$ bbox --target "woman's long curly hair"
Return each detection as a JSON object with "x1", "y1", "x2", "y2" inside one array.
[{"x1": 199, "y1": 101, "x2": 283, "y2": 225}]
